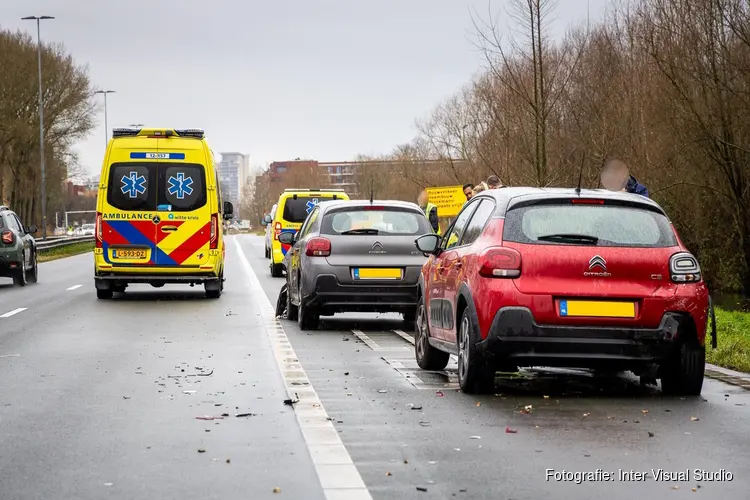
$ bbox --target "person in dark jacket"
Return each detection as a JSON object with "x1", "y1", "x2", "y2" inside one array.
[{"x1": 601, "y1": 159, "x2": 649, "y2": 197}]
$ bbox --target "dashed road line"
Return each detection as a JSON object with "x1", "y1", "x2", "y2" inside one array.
[
  {"x1": 0, "y1": 308, "x2": 27, "y2": 318},
  {"x1": 234, "y1": 237, "x2": 372, "y2": 500},
  {"x1": 392, "y1": 329, "x2": 415, "y2": 345},
  {"x1": 66, "y1": 284, "x2": 83, "y2": 291}
]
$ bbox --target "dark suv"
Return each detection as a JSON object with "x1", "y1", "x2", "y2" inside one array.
[{"x1": 0, "y1": 206, "x2": 39, "y2": 286}]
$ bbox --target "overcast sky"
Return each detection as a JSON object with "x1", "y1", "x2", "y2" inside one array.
[{"x1": 4, "y1": 0, "x2": 605, "y2": 176}]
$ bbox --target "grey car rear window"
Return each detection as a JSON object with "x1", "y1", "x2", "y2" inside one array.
[
  {"x1": 503, "y1": 203, "x2": 677, "y2": 247},
  {"x1": 321, "y1": 207, "x2": 431, "y2": 236}
]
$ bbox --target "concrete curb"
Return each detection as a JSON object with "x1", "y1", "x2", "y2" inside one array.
[{"x1": 705, "y1": 363, "x2": 750, "y2": 390}]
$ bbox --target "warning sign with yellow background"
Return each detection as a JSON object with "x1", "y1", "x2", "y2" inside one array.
[{"x1": 426, "y1": 185, "x2": 466, "y2": 218}]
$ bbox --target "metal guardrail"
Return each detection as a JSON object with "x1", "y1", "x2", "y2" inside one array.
[{"x1": 36, "y1": 235, "x2": 95, "y2": 252}]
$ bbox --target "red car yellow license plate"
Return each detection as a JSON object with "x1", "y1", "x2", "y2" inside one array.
[{"x1": 559, "y1": 300, "x2": 635, "y2": 318}]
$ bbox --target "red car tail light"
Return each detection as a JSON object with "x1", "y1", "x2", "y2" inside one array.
[
  {"x1": 210, "y1": 214, "x2": 218, "y2": 249},
  {"x1": 95, "y1": 212, "x2": 103, "y2": 249},
  {"x1": 478, "y1": 247, "x2": 522, "y2": 278},
  {"x1": 273, "y1": 222, "x2": 282, "y2": 240},
  {"x1": 670, "y1": 251, "x2": 701, "y2": 283},
  {"x1": 1, "y1": 230, "x2": 13, "y2": 245},
  {"x1": 306, "y1": 237, "x2": 331, "y2": 257}
]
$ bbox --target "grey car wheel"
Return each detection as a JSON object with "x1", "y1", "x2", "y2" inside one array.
[
  {"x1": 27, "y1": 251, "x2": 38, "y2": 283},
  {"x1": 298, "y1": 302, "x2": 319, "y2": 330},
  {"x1": 286, "y1": 281, "x2": 299, "y2": 321},
  {"x1": 13, "y1": 254, "x2": 27, "y2": 287}
]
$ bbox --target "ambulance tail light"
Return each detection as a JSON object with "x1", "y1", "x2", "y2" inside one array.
[
  {"x1": 273, "y1": 222, "x2": 282, "y2": 240},
  {"x1": 95, "y1": 212, "x2": 103, "y2": 249},
  {"x1": 1, "y1": 230, "x2": 13, "y2": 245},
  {"x1": 210, "y1": 214, "x2": 218, "y2": 249}
]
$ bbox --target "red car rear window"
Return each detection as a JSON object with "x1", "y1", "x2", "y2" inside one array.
[{"x1": 503, "y1": 203, "x2": 677, "y2": 247}]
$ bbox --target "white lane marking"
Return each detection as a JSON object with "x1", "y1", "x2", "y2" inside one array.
[
  {"x1": 392, "y1": 329, "x2": 416, "y2": 345},
  {"x1": 234, "y1": 237, "x2": 372, "y2": 500},
  {"x1": 0, "y1": 354, "x2": 21, "y2": 358},
  {"x1": 395, "y1": 329, "x2": 458, "y2": 363},
  {"x1": 351, "y1": 329, "x2": 380, "y2": 350},
  {"x1": 0, "y1": 308, "x2": 27, "y2": 318},
  {"x1": 66, "y1": 284, "x2": 83, "y2": 291}
]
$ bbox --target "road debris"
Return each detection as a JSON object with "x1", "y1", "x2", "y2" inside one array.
[
  {"x1": 378, "y1": 389, "x2": 388, "y2": 393},
  {"x1": 582, "y1": 413, "x2": 590, "y2": 418},
  {"x1": 543, "y1": 395, "x2": 550, "y2": 399},
  {"x1": 104, "y1": 482, "x2": 113, "y2": 487},
  {"x1": 417, "y1": 486, "x2": 428, "y2": 492},
  {"x1": 520, "y1": 405, "x2": 533, "y2": 414},
  {"x1": 691, "y1": 416, "x2": 700, "y2": 421},
  {"x1": 183, "y1": 390, "x2": 197, "y2": 395},
  {"x1": 273, "y1": 487, "x2": 281, "y2": 493},
  {"x1": 122, "y1": 396, "x2": 131, "y2": 400},
  {"x1": 435, "y1": 391, "x2": 444, "y2": 397},
  {"x1": 226, "y1": 459, "x2": 231, "y2": 464},
  {"x1": 642, "y1": 409, "x2": 649, "y2": 414},
  {"x1": 648, "y1": 431, "x2": 655, "y2": 437},
  {"x1": 410, "y1": 405, "x2": 423, "y2": 410},
  {"x1": 470, "y1": 436, "x2": 481, "y2": 440},
  {"x1": 235, "y1": 413, "x2": 256, "y2": 418},
  {"x1": 476, "y1": 402, "x2": 481, "y2": 407},
  {"x1": 505, "y1": 427, "x2": 517, "y2": 433},
  {"x1": 198, "y1": 449, "x2": 206, "y2": 453},
  {"x1": 196, "y1": 416, "x2": 224, "y2": 420},
  {"x1": 386, "y1": 471, "x2": 392, "y2": 476},
  {"x1": 283, "y1": 394, "x2": 300, "y2": 406}
]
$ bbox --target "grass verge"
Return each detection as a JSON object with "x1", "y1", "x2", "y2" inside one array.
[
  {"x1": 38, "y1": 241, "x2": 93, "y2": 263},
  {"x1": 707, "y1": 307, "x2": 750, "y2": 373}
]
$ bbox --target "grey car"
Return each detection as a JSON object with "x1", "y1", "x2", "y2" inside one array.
[{"x1": 278, "y1": 199, "x2": 433, "y2": 330}]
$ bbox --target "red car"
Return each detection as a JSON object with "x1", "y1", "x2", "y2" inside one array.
[{"x1": 414, "y1": 188, "x2": 710, "y2": 395}]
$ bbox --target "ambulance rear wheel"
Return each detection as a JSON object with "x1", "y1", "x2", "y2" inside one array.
[
  {"x1": 97, "y1": 288, "x2": 113, "y2": 300},
  {"x1": 270, "y1": 262, "x2": 283, "y2": 278}
]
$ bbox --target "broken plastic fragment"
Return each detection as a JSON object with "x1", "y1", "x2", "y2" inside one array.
[
  {"x1": 691, "y1": 416, "x2": 700, "y2": 421},
  {"x1": 435, "y1": 391, "x2": 444, "y2": 397},
  {"x1": 470, "y1": 436, "x2": 481, "y2": 440},
  {"x1": 505, "y1": 427, "x2": 517, "y2": 433},
  {"x1": 273, "y1": 487, "x2": 281, "y2": 493}
]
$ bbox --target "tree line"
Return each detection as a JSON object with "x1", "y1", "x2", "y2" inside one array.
[
  {"x1": 347, "y1": 0, "x2": 750, "y2": 295},
  {"x1": 0, "y1": 28, "x2": 96, "y2": 227}
]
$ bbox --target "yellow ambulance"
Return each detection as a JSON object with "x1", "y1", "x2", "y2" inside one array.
[{"x1": 93, "y1": 127, "x2": 233, "y2": 299}]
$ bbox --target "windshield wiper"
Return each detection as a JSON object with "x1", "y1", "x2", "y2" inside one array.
[
  {"x1": 537, "y1": 233, "x2": 599, "y2": 244},
  {"x1": 341, "y1": 228, "x2": 379, "y2": 235}
]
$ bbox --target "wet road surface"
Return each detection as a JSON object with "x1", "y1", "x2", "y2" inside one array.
[{"x1": 1, "y1": 234, "x2": 748, "y2": 499}]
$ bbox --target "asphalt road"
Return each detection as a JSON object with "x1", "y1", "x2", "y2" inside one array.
[{"x1": 1, "y1": 234, "x2": 749, "y2": 499}]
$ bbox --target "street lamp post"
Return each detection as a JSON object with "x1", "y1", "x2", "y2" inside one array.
[
  {"x1": 94, "y1": 90, "x2": 116, "y2": 146},
  {"x1": 22, "y1": 15, "x2": 54, "y2": 241}
]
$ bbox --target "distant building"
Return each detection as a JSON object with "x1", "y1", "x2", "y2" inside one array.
[{"x1": 217, "y1": 152, "x2": 250, "y2": 207}]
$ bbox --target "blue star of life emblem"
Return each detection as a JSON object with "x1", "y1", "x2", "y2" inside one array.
[
  {"x1": 167, "y1": 173, "x2": 194, "y2": 200},
  {"x1": 305, "y1": 198, "x2": 319, "y2": 214},
  {"x1": 121, "y1": 171, "x2": 147, "y2": 198}
]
